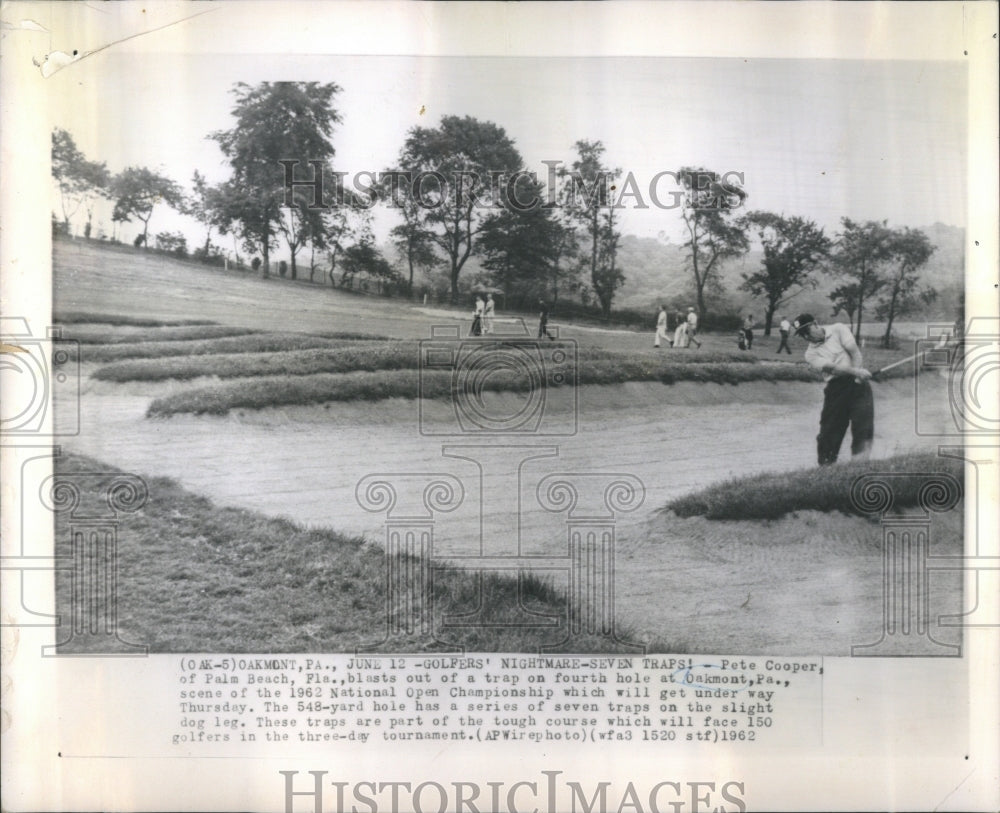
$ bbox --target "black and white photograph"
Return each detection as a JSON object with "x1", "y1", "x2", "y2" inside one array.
[{"x1": 2, "y1": 2, "x2": 998, "y2": 811}]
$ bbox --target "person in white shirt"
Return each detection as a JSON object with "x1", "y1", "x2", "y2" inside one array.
[
  {"x1": 654, "y1": 305, "x2": 669, "y2": 348},
  {"x1": 686, "y1": 307, "x2": 702, "y2": 348},
  {"x1": 484, "y1": 294, "x2": 495, "y2": 334},
  {"x1": 794, "y1": 313, "x2": 874, "y2": 465},
  {"x1": 673, "y1": 312, "x2": 690, "y2": 348},
  {"x1": 776, "y1": 315, "x2": 792, "y2": 354}
]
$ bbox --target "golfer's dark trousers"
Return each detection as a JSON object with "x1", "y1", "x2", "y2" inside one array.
[
  {"x1": 817, "y1": 377, "x2": 874, "y2": 465},
  {"x1": 776, "y1": 331, "x2": 791, "y2": 354}
]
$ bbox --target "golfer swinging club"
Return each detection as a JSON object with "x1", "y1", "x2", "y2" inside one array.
[{"x1": 794, "y1": 313, "x2": 874, "y2": 465}]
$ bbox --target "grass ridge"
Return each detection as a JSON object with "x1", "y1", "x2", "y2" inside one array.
[{"x1": 664, "y1": 452, "x2": 963, "y2": 520}]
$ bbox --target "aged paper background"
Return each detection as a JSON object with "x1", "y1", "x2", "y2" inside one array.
[{"x1": 2, "y1": 2, "x2": 998, "y2": 810}]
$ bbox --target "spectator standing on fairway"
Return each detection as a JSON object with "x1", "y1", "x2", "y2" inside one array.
[
  {"x1": 470, "y1": 295, "x2": 484, "y2": 336},
  {"x1": 743, "y1": 314, "x2": 755, "y2": 350},
  {"x1": 673, "y1": 312, "x2": 690, "y2": 348},
  {"x1": 686, "y1": 307, "x2": 702, "y2": 349},
  {"x1": 538, "y1": 300, "x2": 555, "y2": 341},
  {"x1": 776, "y1": 315, "x2": 792, "y2": 354},
  {"x1": 654, "y1": 305, "x2": 670, "y2": 348},
  {"x1": 484, "y1": 294, "x2": 495, "y2": 335},
  {"x1": 794, "y1": 313, "x2": 874, "y2": 465}
]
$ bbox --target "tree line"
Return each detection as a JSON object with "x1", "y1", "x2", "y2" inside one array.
[{"x1": 52, "y1": 81, "x2": 941, "y2": 346}]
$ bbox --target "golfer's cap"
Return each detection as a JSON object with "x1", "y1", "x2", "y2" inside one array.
[{"x1": 793, "y1": 314, "x2": 815, "y2": 335}]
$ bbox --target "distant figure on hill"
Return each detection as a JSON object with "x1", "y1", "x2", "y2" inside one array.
[
  {"x1": 538, "y1": 300, "x2": 555, "y2": 341},
  {"x1": 470, "y1": 295, "x2": 484, "y2": 336},
  {"x1": 484, "y1": 294, "x2": 495, "y2": 334},
  {"x1": 776, "y1": 315, "x2": 792, "y2": 354},
  {"x1": 743, "y1": 314, "x2": 755, "y2": 350},
  {"x1": 686, "y1": 307, "x2": 702, "y2": 349},
  {"x1": 654, "y1": 305, "x2": 669, "y2": 348}
]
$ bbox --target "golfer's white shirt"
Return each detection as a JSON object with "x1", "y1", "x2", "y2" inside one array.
[{"x1": 804, "y1": 322, "x2": 857, "y2": 382}]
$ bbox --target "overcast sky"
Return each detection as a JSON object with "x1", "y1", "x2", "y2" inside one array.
[{"x1": 50, "y1": 51, "x2": 967, "y2": 251}]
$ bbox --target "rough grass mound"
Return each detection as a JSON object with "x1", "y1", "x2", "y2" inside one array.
[
  {"x1": 55, "y1": 311, "x2": 219, "y2": 327},
  {"x1": 94, "y1": 343, "x2": 419, "y2": 382},
  {"x1": 53, "y1": 452, "x2": 641, "y2": 653},
  {"x1": 96, "y1": 341, "x2": 760, "y2": 383},
  {"x1": 76, "y1": 332, "x2": 388, "y2": 363},
  {"x1": 664, "y1": 452, "x2": 963, "y2": 520},
  {"x1": 144, "y1": 357, "x2": 826, "y2": 416},
  {"x1": 61, "y1": 324, "x2": 259, "y2": 344}
]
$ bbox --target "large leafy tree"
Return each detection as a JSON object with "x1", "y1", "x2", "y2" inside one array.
[
  {"x1": 477, "y1": 174, "x2": 567, "y2": 307},
  {"x1": 739, "y1": 212, "x2": 831, "y2": 334},
  {"x1": 877, "y1": 226, "x2": 937, "y2": 347},
  {"x1": 390, "y1": 115, "x2": 524, "y2": 302},
  {"x1": 829, "y1": 218, "x2": 894, "y2": 341},
  {"x1": 338, "y1": 239, "x2": 399, "y2": 293},
  {"x1": 210, "y1": 81, "x2": 342, "y2": 277},
  {"x1": 277, "y1": 189, "x2": 329, "y2": 281},
  {"x1": 186, "y1": 170, "x2": 230, "y2": 258},
  {"x1": 386, "y1": 179, "x2": 439, "y2": 295},
  {"x1": 110, "y1": 166, "x2": 183, "y2": 247},
  {"x1": 320, "y1": 188, "x2": 373, "y2": 286},
  {"x1": 390, "y1": 220, "x2": 438, "y2": 296},
  {"x1": 51, "y1": 128, "x2": 110, "y2": 235},
  {"x1": 540, "y1": 213, "x2": 580, "y2": 306},
  {"x1": 676, "y1": 167, "x2": 749, "y2": 318},
  {"x1": 560, "y1": 140, "x2": 624, "y2": 319},
  {"x1": 322, "y1": 206, "x2": 355, "y2": 286},
  {"x1": 830, "y1": 282, "x2": 862, "y2": 332}
]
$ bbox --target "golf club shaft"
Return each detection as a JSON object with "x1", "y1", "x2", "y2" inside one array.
[{"x1": 872, "y1": 348, "x2": 933, "y2": 378}]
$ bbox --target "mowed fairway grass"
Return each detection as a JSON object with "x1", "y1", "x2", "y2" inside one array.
[{"x1": 54, "y1": 452, "x2": 646, "y2": 653}]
